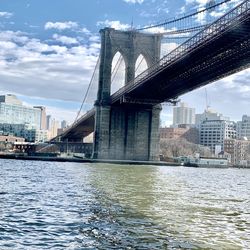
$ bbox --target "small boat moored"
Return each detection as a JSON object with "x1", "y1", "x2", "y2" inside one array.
[{"x1": 184, "y1": 156, "x2": 229, "y2": 168}]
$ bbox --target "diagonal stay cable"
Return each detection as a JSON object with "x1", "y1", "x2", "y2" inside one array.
[
  {"x1": 111, "y1": 55, "x2": 124, "y2": 84},
  {"x1": 111, "y1": 54, "x2": 122, "y2": 78},
  {"x1": 74, "y1": 55, "x2": 100, "y2": 124}
]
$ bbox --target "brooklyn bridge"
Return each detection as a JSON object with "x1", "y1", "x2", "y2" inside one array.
[{"x1": 51, "y1": 0, "x2": 250, "y2": 161}]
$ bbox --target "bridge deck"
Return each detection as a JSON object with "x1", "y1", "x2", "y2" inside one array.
[{"x1": 111, "y1": 0, "x2": 250, "y2": 103}]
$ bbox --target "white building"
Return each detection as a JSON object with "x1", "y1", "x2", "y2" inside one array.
[
  {"x1": 0, "y1": 94, "x2": 22, "y2": 105},
  {"x1": 0, "y1": 94, "x2": 41, "y2": 128},
  {"x1": 173, "y1": 102, "x2": 195, "y2": 126},
  {"x1": 47, "y1": 119, "x2": 60, "y2": 139},
  {"x1": 237, "y1": 115, "x2": 250, "y2": 140},
  {"x1": 34, "y1": 129, "x2": 48, "y2": 143},
  {"x1": 0, "y1": 94, "x2": 47, "y2": 142},
  {"x1": 200, "y1": 120, "x2": 236, "y2": 153},
  {"x1": 195, "y1": 108, "x2": 229, "y2": 125}
]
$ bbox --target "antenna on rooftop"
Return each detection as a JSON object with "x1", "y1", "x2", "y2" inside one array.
[
  {"x1": 205, "y1": 88, "x2": 210, "y2": 111},
  {"x1": 130, "y1": 17, "x2": 134, "y2": 30}
]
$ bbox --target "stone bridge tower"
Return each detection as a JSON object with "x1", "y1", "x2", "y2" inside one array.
[{"x1": 93, "y1": 28, "x2": 162, "y2": 161}]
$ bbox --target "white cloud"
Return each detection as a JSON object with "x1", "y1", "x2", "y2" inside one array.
[
  {"x1": 146, "y1": 26, "x2": 168, "y2": 33},
  {"x1": 0, "y1": 41, "x2": 17, "y2": 50},
  {"x1": 80, "y1": 27, "x2": 91, "y2": 34},
  {"x1": 209, "y1": 2, "x2": 229, "y2": 18},
  {"x1": 0, "y1": 12, "x2": 13, "y2": 18},
  {"x1": 179, "y1": 6, "x2": 186, "y2": 14},
  {"x1": 0, "y1": 29, "x2": 100, "y2": 105},
  {"x1": 123, "y1": 0, "x2": 144, "y2": 3},
  {"x1": 161, "y1": 42, "x2": 178, "y2": 56},
  {"x1": 44, "y1": 21, "x2": 78, "y2": 30},
  {"x1": 209, "y1": 10, "x2": 224, "y2": 18},
  {"x1": 188, "y1": 0, "x2": 245, "y2": 25},
  {"x1": 89, "y1": 35, "x2": 100, "y2": 43},
  {"x1": 196, "y1": 7, "x2": 207, "y2": 24},
  {"x1": 46, "y1": 105, "x2": 77, "y2": 124},
  {"x1": 0, "y1": 30, "x2": 29, "y2": 44},
  {"x1": 52, "y1": 34, "x2": 79, "y2": 45},
  {"x1": 185, "y1": 0, "x2": 210, "y2": 6},
  {"x1": 97, "y1": 20, "x2": 130, "y2": 30}
]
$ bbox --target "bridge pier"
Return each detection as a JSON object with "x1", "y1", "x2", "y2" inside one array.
[
  {"x1": 92, "y1": 104, "x2": 111, "y2": 159},
  {"x1": 93, "y1": 104, "x2": 161, "y2": 161}
]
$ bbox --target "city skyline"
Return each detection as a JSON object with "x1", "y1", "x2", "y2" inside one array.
[
  {"x1": 0, "y1": 0, "x2": 249, "y2": 125},
  {"x1": 1, "y1": 91, "x2": 247, "y2": 128}
]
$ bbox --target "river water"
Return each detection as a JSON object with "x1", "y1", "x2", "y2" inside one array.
[{"x1": 0, "y1": 159, "x2": 249, "y2": 249}]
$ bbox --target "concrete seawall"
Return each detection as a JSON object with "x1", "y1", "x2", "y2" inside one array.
[{"x1": 0, "y1": 154, "x2": 179, "y2": 166}]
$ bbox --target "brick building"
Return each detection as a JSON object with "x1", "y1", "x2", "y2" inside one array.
[
  {"x1": 160, "y1": 126, "x2": 199, "y2": 144},
  {"x1": 224, "y1": 138, "x2": 250, "y2": 165}
]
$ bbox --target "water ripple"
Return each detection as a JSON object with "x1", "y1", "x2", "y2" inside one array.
[{"x1": 0, "y1": 160, "x2": 249, "y2": 249}]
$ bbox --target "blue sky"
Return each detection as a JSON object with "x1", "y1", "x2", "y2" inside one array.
[{"x1": 0, "y1": 0, "x2": 249, "y2": 125}]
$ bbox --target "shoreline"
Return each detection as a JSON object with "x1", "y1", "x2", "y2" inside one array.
[
  {"x1": 1, "y1": 154, "x2": 250, "y2": 168},
  {"x1": 0, "y1": 153, "x2": 178, "y2": 166}
]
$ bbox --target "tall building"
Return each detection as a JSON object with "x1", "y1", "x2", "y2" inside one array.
[
  {"x1": 61, "y1": 120, "x2": 67, "y2": 129},
  {"x1": 0, "y1": 94, "x2": 41, "y2": 128},
  {"x1": 47, "y1": 118, "x2": 59, "y2": 139},
  {"x1": 236, "y1": 115, "x2": 250, "y2": 140},
  {"x1": 200, "y1": 120, "x2": 236, "y2": 153},
  {"x1": 46, "y1": 115, "x2": 52, "y2": 130},
  {"x1": 173, "y1": 102, "x2": 195, "y2": 126},
  {"x1": 34, "y1": 106, "x2": 46, "y2": 130}
]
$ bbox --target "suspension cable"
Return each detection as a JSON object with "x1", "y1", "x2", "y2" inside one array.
[
  {"x1": 136, "y1": 0, "x2": 232, "y2": 31},
  {"x1": 135, "y1": 56, "x2": 145, "y2": 74},
  {"x1": 74, "y1": 55, "x2": 100, "y2": 123},
  {"x1": 111, "y1": 54, "x2": 123, "y2": 83},
  {"x1": 161, "y1": 25, "x2": 208, "y2": 35},
  {"x1": 111, "y1": 54, "x2": 122, "y2": 76}
]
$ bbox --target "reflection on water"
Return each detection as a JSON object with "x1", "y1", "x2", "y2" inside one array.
[{"x1": 0, "y1": 159, "x2": 249, "y2": 249}]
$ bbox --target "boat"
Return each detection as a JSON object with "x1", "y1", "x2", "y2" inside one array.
[{"x1": 184, "y1": 156, "x2": 229, "y2": 168}]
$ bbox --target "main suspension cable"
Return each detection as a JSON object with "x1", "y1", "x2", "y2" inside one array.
[{"x1": 136, "y1": 0, "x2": 232, "y2": 31}]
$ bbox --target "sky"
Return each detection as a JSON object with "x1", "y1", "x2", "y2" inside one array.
[{"x1": 0, "y1": 0, "x2": 249, "y2": 126}]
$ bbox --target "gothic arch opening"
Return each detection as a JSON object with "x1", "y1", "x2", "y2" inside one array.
[
  {"x1": 111, "y1": 52, "x2": 126, "y2": 95},
  {"x1": 135, "y1": 54, "x2": 148, "y2": 78}
]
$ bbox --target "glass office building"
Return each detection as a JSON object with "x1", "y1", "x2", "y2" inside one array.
[
  {"x1": 0, "y1": 95, "x2": 41, "y2": 128},
  {"x1": 0, "y1": 95, "x2": 47, "y2": 142}
]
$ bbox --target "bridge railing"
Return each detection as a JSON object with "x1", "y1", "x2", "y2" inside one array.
[{"x1": 111, "y1": 0, "x2": 250, "y2": 103}]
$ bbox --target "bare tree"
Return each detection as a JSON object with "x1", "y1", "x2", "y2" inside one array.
[{"x1": 160, "y1": 138, "x2": 211, "y2": 158}]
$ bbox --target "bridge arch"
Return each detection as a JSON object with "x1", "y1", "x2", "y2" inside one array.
[
  {"x1": 111, "y1": 51, "x2": 126, "y2": 95},
  {"x1": 135, "y1": 54, "x2": 149, "y2": 78},
  {"x1": 96, "y1": 28, "x2": 162, "y2": 103}
]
